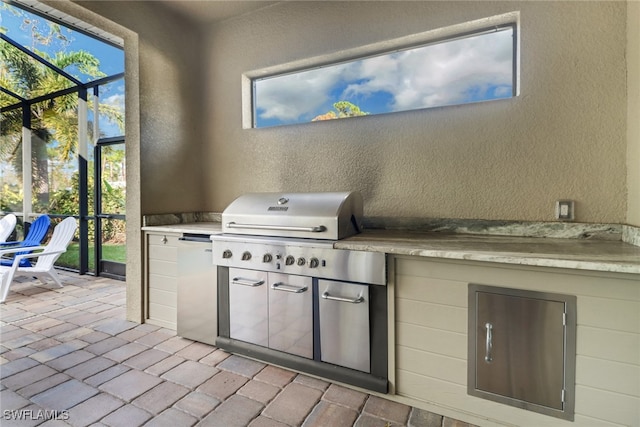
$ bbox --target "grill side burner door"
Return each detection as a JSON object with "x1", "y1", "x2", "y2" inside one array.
[
  {"x1": 318, "y1": 279, "x2": 370, "y2": 373},
  {"x1": 229, "y1": 268, "x2": 268, "y2": 347}
]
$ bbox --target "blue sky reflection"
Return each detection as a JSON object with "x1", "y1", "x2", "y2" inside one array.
[{"x1": 254, "y1": 27, "x2": 514, "y2": 128}]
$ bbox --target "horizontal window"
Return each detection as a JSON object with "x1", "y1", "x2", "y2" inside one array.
[{"x1": 248, "y1": 18, "x2": 518, "y2": 129}]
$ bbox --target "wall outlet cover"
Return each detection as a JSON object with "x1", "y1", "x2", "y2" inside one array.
[{"x1": 555, "y1": 200, "x2": 575, "y2": 221}]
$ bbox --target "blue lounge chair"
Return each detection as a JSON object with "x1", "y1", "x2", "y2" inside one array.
[{"x1": 0, "y1": 215, "x2": 51, "y2": 268}]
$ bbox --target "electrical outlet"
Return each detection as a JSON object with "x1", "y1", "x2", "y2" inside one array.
[{"x1": 555, "y1": 200, "x2": 575, "y2": 221}]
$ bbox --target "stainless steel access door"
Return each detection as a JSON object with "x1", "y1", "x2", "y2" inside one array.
[
  {"x1": 229, "y1": 268, "x2": 268, "y2": 347},
  {"x1": 319, "y1": 279, "x2": 370, "y2": 373},
  {"x1": 472, "y1": 288, "x2": 567, "y2": 411},
  {"x1": 268, "y1": 273, "x2": 313, "y2": 358}
]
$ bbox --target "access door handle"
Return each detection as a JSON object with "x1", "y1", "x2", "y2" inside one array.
[{"x1": 485, "y1": 322, "x2": 493, "y2": 363}]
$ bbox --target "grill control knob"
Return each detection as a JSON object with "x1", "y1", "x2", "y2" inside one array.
[
  {"x1": 222, "y1": 250, "x2": 232, "y2": 259},
  {"x1": 241, "y1": 251, "x2": 252, "y2": 261},
  {"x1": 309, "y1": 258, "x2": 319, "y2": 268},
  {"x1": 262, "y1": 253, "x2": 273, "y2": 263},
  {"x1": 285, "y1": 255, "x2": 295, "y2": 266},
  {"x1": 297, "y1": 257, "x2": 306, "y2": 266}
]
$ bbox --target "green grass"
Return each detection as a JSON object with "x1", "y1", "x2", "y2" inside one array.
[{"x1": 56, "y1": 243, "x2": 126, "y2": 270}]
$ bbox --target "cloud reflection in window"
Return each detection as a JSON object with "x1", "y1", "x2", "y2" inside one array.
[{"x1": 253, "y1": 25, "x2": 516, "y2": 128}]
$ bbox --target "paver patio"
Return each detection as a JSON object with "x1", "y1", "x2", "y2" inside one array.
[{"x1": 0, "y1": 272, "x2": 475, "y2": 426}]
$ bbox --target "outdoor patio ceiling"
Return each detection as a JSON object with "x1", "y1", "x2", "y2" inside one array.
[{"x1": 7, "y1": 0, "x2": 124, "y2": 48}]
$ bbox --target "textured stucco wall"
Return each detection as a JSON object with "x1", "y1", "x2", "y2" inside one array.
[
  {"x1": 75, "y1": 1, "x2": 206, "y2": 216},
  {"x1": 46, "y1": 0, "x2": 145, "y2": 322},
  {"x1": 203, "y1": 1, "x2": 628, "y2": 223},
  {"x1": 628, "y1": 1, "x2": 640, "y2": 226},
  {"x1": 62, "y1": 0, "x2": 207, "y2": 322}
]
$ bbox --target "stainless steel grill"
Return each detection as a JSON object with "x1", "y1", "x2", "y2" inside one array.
[
  {"x1": 211, "y1": 191, "x2": 388, "y2": 393},
  {"x1": 221, "y1": 191, "x2": 363, "y2": 240}
]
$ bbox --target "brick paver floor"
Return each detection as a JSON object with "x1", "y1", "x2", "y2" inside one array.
[{"x1": 0, "y1": 272, "x2": 474, "y2": 426}]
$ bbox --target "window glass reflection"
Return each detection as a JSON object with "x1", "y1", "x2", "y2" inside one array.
[{"x1": 254, "y1": 26, "x2": 515, "y2": 128}]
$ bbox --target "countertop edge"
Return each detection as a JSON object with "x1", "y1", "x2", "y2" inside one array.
[
  {"x1": 141, "y1": 223, "x2": 222, "y2": 235},
  {"x1": 141, "y1": 223, "x2": 640, "y2": 276},
  {"x1": 335, "y1": 242, "x2": 640, "y2": 275}
]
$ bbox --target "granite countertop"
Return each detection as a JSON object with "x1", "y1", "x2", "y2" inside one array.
[
  {"x1": 335, "y1": 229, "x2": 640, "y2": 275},
  {"x1": 141, "y1": 221, "x2": 640, "y2": 275}
]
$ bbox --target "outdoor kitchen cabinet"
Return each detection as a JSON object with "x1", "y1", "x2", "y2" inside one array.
[
  {"x1": 392, "y1": 255, "x2": 639, "y2": 427},
  {"x1": 145, "y1": 232, "x2": 179, "y2": 329},
  {"x1": 467, "y1": 285, "x2": 576, "y2": 420},
  {"x1": 177, "y1": 235, "x2": 218, "y2": 345},
  {"x1": 318, "y1": 279, "x2": 370, "y2": 372},
  {"x1": 228, "y1": 267, "x2": 313, "y2": 358}
]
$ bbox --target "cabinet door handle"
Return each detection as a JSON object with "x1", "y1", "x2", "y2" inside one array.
[
  {"x1": 322, "y1": 291, "x2": 364, "y2": 304},
  {"x1": 271, "y1": 282, "x2": 308, "y2": 293},
  {"x1": 485, "y1": 322, "x2": 493, "y2": 363},
  {"x1": 232, "y1": 277, "x2": 265, "y2": 287},
  {"x1": 161, "y1": 235, "x2": 168, "y2": 244}
]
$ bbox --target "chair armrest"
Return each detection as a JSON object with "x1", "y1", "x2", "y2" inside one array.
[
  {"x1": 0, "y1": 246, "x2": 46, "y2": 257},
  {"x1": 0, "y1": 241, "x2": 20, "y2": 248},
  {"x1": 9, "y1": 250, "x2": 66, "y2": 270},
  {"x1": 13, "y1": 249, "x2": 65, "y2": 261},
  {"x1": 0, "y1": 240, "x2": 42, "y2": 248}
]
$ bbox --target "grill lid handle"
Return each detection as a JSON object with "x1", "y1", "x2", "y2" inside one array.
[{"x1": 226, "y1": 222, "x2": 327, "y2": 233}]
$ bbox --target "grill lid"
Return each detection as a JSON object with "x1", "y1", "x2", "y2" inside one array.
[{"x1": 221, "y1": 191, "x2": 363, "y2": 240}]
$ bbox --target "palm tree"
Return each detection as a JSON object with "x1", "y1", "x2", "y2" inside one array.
[
  {"x1": 1, "y1": 17, "x2": 122, "y2": 209},
  {"x1": 312, "y1": 100, "x2": 369, "y2": 122}
]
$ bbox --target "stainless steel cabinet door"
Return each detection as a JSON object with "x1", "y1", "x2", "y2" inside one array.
[
  {"x1": 318, "y1": 279, "x2": 370, "y2": 373},
  {"x1": 474, "y1": 290, "x2": 566, "y2": 410},
  {"x1": 177, "y1": 240, "x2": 217, "y2": 345},
  {"x1": 229, "y1": 268, "x2": 268, "y2": 347},
  {"x1": 268, "y1": 273, "x2": 313, "y2": 358}
]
